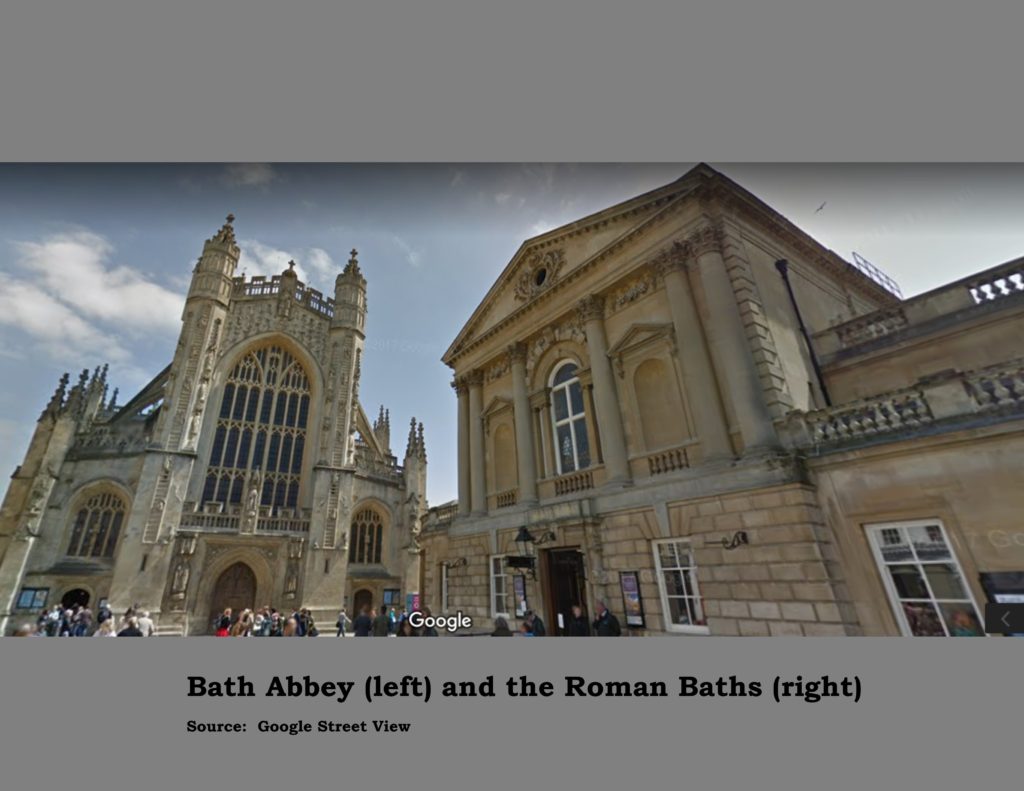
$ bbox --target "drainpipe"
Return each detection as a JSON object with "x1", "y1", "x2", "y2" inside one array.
[{"x1": 775, "y1": 259, "x2": 832, "y2": 407}]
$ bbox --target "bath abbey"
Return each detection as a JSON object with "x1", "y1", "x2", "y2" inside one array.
[
  {"x1": 0, "y1": 216, "x2": 428, "y2": 634},
  {"x1": 3, "y1": 164, "x2": 1024, "y2": 636}
]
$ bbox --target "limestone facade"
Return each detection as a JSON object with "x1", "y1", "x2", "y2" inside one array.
[
  {"x1": 0, "y1": 218, "x2": 428, "y2": 634},
  {"x1": 422, "y1": 163, "x2": 1024, "y2": 636}
]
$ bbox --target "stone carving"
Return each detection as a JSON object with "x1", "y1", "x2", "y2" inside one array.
[
  {"x1": 513, "y1": 248, "x2": 566, "y2": 301},
  {"x1": 523, "y1": 316, "x2": 587, "y2": 379},
  {"x1": 575, "y1": 294, "x2": 606, "y2": 323},
  {"x1": 221, "y1": 299, "x2": 328, "y2": 362}
]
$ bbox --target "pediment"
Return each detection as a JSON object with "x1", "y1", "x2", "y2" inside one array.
[
  {"x1": 481, "y1": 396, "x2": 513, "y2": 420},
  {"x1": 444, "y1": 169, "x2": 709, "y2": 366},
  {"x1": 606, "y1": 322, "x2": 676, "y2": 377}
]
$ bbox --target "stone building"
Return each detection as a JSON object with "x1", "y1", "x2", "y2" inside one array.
[
  {"x1": 421, "y1": 163, "x2": 1024, "y2": 636},
  {"x1": 0, "y1": 217, "x2": 428, "y2": 634}
]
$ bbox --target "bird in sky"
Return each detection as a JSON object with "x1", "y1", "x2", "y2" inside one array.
[{"x1": 815, "y1": 201, "x2": 827, "y2": 214}]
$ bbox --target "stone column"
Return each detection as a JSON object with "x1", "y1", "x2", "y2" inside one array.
[
  {"x1": 508, "y1": 344, "x2": 538, "y2": 504},
  {"x1": 452, "y1": 377, "x2": 472, "y2": 516},
  {"x1": 655, "y1": 246, "x2": 734, "y2": 461},
  {"x1": 467, "y1": 370, "x2": 487, "y2": 514},
  {"x1": 689, "y1": 225, "x2": 778, "y2": 452},
  {"x1": 576, "y1": 296, "x2": 631, "y2": 486}
]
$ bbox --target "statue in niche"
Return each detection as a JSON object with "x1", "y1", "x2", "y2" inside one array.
[{"x1": 171, "y1": 559, "x2": 190, "y2": 598}]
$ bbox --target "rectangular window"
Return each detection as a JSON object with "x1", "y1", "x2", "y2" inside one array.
[
  {"x1": 383, "y1": 589, "x2": 400, "y2": 607},
  {"x1": 652, "y1": 539, "x2": 708, "y2": 634},
  {"x1": 16, "y1": 587, "x2": 49, "y2": 610},
  {"x1": 439, "y1": 564, "x2": 450, "y2": 613},
  {"x1": 490, "y1": 555, "x2": 510, "y2": 618},
  {"x1": 866, "y1": 520, "x2": 984, "y2": 636}
]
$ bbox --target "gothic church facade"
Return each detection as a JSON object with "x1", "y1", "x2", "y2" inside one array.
[{"x1": 0, "y1": 217, "x2": 427, "y2": 634}]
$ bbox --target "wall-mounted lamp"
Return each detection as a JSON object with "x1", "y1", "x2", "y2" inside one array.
[
  {"x1": 507, "y1": 526, "x2": 558, "y2": 580},
  {"x1": 442, "y1": 557, "x2": 468, "y2": 570},
  {"x1": 720, "y1": 531, "x2": 749, "y2": 551}
]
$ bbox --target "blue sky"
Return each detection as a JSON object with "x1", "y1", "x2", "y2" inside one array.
[{"x1": 2, "y1": 163, "x2": 1024, "y2": 507}]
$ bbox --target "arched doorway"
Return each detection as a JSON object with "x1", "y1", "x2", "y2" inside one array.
[
  {"x1": 211, "y1": 562, "x2": 256, "y2": 623},
  {"x1": 353, "y1": 588, "x2": 373, "y2": 616},
  {"x1": 61, "y1": 588, "x2": 90, "y2": 609}
]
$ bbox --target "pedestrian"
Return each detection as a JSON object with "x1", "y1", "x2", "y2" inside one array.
[
  {"x1": 490, "y1": 617, "x2": 512, "y2": 636},
  {"x1": 336, "y1": 609, "x2": 349, "y2": 637},
  {"x1": 567, "y1": 605, "x2": 590, "y2": 636},
  {"x1": 117, "y1": 617, "x2": 144, "y2": 637},
  {"x1": 372, "y1": 607, "x2": 390, "y2": 636},
  {"x1": 592, "y1": 600, "x2": 621, "y2": 636},
  {"x1": 396, "y1": 618, "x2": 416, "y2": 636},
  {"x1": 524, "y1": 610, "x2": 546, "y2": 636},
  {"x1": 418, "y1": 606, "x2": 439, "y2": 636},
  {"x1": 518, "y1": 621, "x2": 535, "y2": 636},
  {"x1": 282, "y1": 617, "x2": 298, "y2": 636},
  {"x1": 94, "y1": 619, "x2": 116, "y2": 636},
  {"x1": 352, "y1": 607, "x2": 373, "y2": 637},
  {"x1": 137, "y1": 610, "x2": 155, "y2": 637}
]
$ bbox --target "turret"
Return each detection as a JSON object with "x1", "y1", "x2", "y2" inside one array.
[
  {"x1": 186, "y1": 214, "x2": 240, "y2": 308},
  {"x1": 373, "y1": 406, "x2": 391, "y2": 454},
  {"x1": 332, "y1": 249, "x2": 367, "y2": 334}
]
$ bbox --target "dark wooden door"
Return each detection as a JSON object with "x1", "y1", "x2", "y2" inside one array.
[
  {"x1": 545, "y1": 549, "x2": 586, "y2": 635},
  {"x1": 211, "y1": 562, "x2": 256, "y2": 620},
  {"x1": 353, "y1": 588, "x2": 373, "y2": 615}
]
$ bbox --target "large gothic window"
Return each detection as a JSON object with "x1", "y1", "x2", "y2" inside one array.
[
  {"x1": 202, "y1": 345, "x2": 311, "y2": 512},
  {"x1": 349, "y1": 508, "x2": 384, "y2": 564},
  {"x1": 550, "y1": 361, "x2": 591, "y2": 475},
  {"x1": 66, "y1": 491, "x2": 126, "y2": 558}
]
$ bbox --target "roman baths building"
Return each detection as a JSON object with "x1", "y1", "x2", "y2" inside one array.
[
  {"x1": 0, "y1": 217, "x2": 429, "y2": 634},
  {"x1": 420, "y1": 163, "x2": 1024, "y2": 637}
]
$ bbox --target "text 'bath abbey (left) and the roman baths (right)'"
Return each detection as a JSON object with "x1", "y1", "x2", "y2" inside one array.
[{"x1": 2, "y1": 164, "x2": 1023, "y2": 636}]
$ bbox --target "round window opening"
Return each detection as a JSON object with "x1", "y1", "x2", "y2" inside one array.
[{"x1": 534, "y1": 267, "x2": 548, "y2": 287}]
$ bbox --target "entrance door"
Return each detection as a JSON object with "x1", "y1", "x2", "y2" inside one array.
[
  {"x1": 545, "y1": 549, "x2": 586, "y2": 635},
  {"x1": 211, "y1": 562, "x2": 256, "y2": 622},
  {"x1": 61, "y1": 588, "x2": 90, "y2": 609},
  {"x1": 353, "y1": 588, "x2": 373, "y2": 615}
]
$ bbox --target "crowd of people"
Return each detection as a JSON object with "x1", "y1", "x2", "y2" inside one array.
[
  {"x1": 13, "y1": 598, "x2": 624, "y2": 637},
  {"x1": 14, "y1": 602, "x2": 155, "y2": 637},
  {"x1": 488, "y1": 601, "x2": 621, "y2": 636}
]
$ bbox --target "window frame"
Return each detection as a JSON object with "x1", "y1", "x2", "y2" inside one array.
[
  {"x1": 652, "y1": 538, "x2": 709, "y2": 635},
  {"x1": 865, "y1": 518, "x2": 984, "y2": 637},
  {"x1": 548, "y1": 360, "x2": 590, "y2": 476},
  {"x1": 65, "y1": 491, "x2": 127, "y2": 559},
  {"x1": 439, "y1": 563, "x2": 450, "y2": 613},
  {"x1": 16, "y1": 587, "x2": 49, "y2": 610},
  {"x1": 490, "y1": 554, "x2": 511, "y2": 619},
  {"x1": 348, "y1": 507, "x2": 385, "y2": 565}
]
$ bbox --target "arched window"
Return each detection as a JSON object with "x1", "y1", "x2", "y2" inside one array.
[
  {"x1": 549, "y1": 361, "x2": 591, "y2": 475},
  {"x1": 202, "y1": 344, "x2": 311, "y2": 512},
  {"x1": 349, "y1": 508, "x2": 384, "y2": 564},
  {"x1": 66, "y1": 491, "x2": 126, "y2": 558}
]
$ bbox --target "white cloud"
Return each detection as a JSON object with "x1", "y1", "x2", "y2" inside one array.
[
  {"x1": 14, "y1": 231, "x2": 183, "y2": 333},
  {"x1": 3, "y1": 229, "x2": 185, "y2": 392},
  {"x1": 221, "y1": 163, "x2": 279, "y2": 189}
]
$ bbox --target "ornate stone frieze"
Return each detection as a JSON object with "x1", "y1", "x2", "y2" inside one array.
[{"x1": 513, "y1": 248, "x2": 566, "y2": 302}]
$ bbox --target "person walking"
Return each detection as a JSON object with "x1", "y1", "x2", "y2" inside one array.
[
  {"x1": 372, "y1": 607, "x2": 391, "y2": 636},
  {"x1": 490, "y1": 617, "x2": 513, "y2": 636},
  {"x1": 567, "y1": 605, "x2": 590, "y2": 636},
  {"x1": 352, "y1": 607, "x2": 373, "y2": 637},
  {"x1": 592, "y1": 600, "x2": 622, "y2": 636},
  {"x1": 137, "y1": 610, "x2": 155, "y2": 637},
  {"x1": 336, "y1": 609, "x2": 349, "y2": 637},
  {"x1": 117, "y1": 617, "x2": 144, "y2": 636},
  {"x1": 524, "y1": 610, "x2": 546, "y2": 636}
]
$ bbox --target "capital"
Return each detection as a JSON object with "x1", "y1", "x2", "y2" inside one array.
[
  {"x1": 506, "y1": 342, "x2": 529, "y2": 365},
  {"x1": 450, "y1": 376, "x2": 469, "y2": 396},
  {"x1": 650, "y1": 242, "x2": 691, "y2": 277},
  {"x1": 464, "y1": 369, "x2": 485, "y2": 387},
  {"x1": 687, "y1": 224, "x2": 724, "y2": 259},
  {"x1": 575, "y1": 294, "x2": 606, "y2": 323}
]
